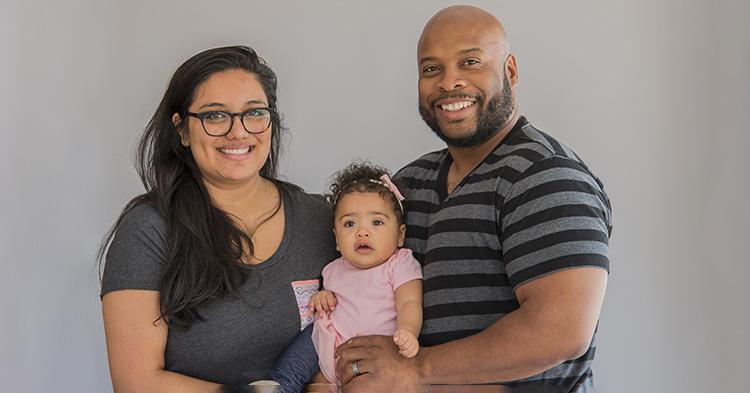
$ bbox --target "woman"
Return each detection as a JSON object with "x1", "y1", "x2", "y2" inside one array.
[{"x1": 98, "y1": 46, "x2": 337, "y2": 392}]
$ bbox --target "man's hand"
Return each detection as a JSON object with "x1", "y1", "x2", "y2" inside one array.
[
  {"x1": 334, "y1": 335, "x2": 423, "y2": 393},
  {"x1": 393, "y1": 329, "x2": 419, "y2": 358},
  {"x1": 308, "y1": 290, "x2": 337, "y2": 318}
]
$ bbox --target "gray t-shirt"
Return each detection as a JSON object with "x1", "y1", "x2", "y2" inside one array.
[{"x1": 101, "y1": 184, "x2": 338, "y2": 384}]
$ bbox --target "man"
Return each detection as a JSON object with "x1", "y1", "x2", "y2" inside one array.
[{"x1": 335, "y1": 5, "x2": 612, "y2": 393}]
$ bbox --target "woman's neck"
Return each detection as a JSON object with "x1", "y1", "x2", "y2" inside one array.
[{"x1": 204, "y1": 175, "x2": 278, "y2": 221}]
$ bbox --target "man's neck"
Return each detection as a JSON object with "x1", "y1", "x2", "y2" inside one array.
[{"x1": 446, "y1": 112, "x2": 520, "y2": 190}]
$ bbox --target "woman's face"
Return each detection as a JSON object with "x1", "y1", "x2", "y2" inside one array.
[{"x1": 175, "y1": 69, "x2": 272, "y2": 190}]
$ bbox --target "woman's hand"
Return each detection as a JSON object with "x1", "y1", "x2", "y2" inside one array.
[
  {"x1": 393, "y1": 329, "x2": 419, "y2": 358},
  {"x1": 308, "y1": 290, "x2": 338, "y2": 318}
]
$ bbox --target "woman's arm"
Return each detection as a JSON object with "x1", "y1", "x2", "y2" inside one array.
[
  {"x1": 102, "y1": 290, "x2": 222, "y2": 393},
  {"x1": 393, "y1": 279, "x2": 423, "y2": 357}
]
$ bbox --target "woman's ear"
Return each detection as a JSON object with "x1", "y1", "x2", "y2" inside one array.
[{"x1": 172, "y1": 113, "x2": 189, "y2": 147}]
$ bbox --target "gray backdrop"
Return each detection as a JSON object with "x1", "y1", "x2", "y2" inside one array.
[{"x1": 1, "y1": 1, "x2": 748, "y2": 392}]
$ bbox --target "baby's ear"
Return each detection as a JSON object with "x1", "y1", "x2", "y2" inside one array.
[{"x1": 397, "y1": 224, "x2": 406, "y2": 247}]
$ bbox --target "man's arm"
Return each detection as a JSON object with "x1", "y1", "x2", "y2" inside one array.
[{"x1": 335, "y1": 267, "x2": 607, "y2": 390}]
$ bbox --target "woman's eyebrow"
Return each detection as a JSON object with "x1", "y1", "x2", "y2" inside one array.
[{"x1": 197, "y1": 100, "x2": 268, "y2": 110}]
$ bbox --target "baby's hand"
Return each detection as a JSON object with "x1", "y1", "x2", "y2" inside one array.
[
  {"x1": 308, "y1": 290, "x2": 337, "y2": 318},
  {"x1": 393, "y1": 329, "x2": 419, "y2": 358}
]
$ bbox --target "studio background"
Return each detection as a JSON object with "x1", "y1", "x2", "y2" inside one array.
[{"x1": 1, "y1": 1, "x2": 747, "y2": 392}]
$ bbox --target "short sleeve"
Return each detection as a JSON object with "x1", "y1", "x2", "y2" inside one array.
[
  {"x1": 320, "y1": 259, "x2": 335, "y2": 290},
  {"x1": 501, "y1": 156, "x2": 612, "y2": 289},
  {"x1": 100, "y1": 203, "x2": 168, "y2": 297},
  {"x1": 388, "y1": 248, "x2": 423, "y2": 290}
]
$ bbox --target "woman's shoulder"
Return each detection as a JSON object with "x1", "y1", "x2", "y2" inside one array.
[
  {"x1": 107, "y1": 199, "x2": 168, "y2": 253},
  {"x1": 279, "y1": 181, "x2": 332, "y2": 216},
  {"x1": 101, "y1": 199, "x2": 167, "y2": 297},
  {"x1": 279, "y1": 181, "x2": 338, "y2": 261},
  {"x1": 118, "y1": 200, "x2": 166, "y2": 232}
]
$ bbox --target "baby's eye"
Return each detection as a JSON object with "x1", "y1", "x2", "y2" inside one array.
[
  {"x1": 343, "y1": 221, "x2": 356, "y2": 228},
  {"x1": 372, "y1": 220, "x2": 384, "y2": 226}
]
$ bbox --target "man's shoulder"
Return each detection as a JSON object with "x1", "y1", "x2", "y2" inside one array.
[
  {"x1": 487, "y1": 118, "x2": 599, "y2": 178},
  {"x1": 502, "y1": 118, "x2": 583, "y2": 164},
  {"x1": 395, "y1": 148, "x2": 449, "y2": 179}
]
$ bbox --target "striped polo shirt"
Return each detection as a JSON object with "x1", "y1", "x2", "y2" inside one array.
[{"x1": 395, "y1": 116, "x2": 612, "y2": 388}]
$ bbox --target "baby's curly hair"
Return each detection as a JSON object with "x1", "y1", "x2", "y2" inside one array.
[{"x1": 326, "y1": 161, "x2": 405, "y2": 225}]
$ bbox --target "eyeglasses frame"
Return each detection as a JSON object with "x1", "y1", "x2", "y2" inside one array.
[{"x1": 186, "y1": 107, "x2": 276, "y2": 137}]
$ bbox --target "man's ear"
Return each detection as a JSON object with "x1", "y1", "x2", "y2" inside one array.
[
  {"x1": 505, "y1": 54, "x2": 519, "y2": 88},
  {"x1": 172, "y1": 113, "x2": 189, "y2": 147}
]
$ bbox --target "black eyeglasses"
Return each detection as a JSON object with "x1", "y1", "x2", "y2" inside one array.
[{"x1": 187, "y1": 107, "x2": 275, "y2": 136}]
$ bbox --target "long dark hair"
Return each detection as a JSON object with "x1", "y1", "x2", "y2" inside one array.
[{"x1": 98, "y1": 46, "x2": 286, "y2": 330}]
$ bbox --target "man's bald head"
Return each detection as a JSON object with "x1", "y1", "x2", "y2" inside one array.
[{"x1": 418, "y1": 5, "x2": 510, "y2": 60}]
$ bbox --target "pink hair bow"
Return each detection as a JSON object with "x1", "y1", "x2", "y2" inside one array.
[{"x1": 380, "y1": 174, "x2": 405, "y2": 204}]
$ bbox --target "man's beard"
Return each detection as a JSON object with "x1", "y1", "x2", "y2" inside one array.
[{"x1": 419, "y1": 74, "x2": 514, "y2": 148}]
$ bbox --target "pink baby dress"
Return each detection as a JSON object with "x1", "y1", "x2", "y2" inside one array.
[{"x1": 311, "y1": 247, "x2": 422, "y2": 385}]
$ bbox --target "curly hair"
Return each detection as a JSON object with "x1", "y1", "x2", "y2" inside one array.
[{"x1": 326, "y1": 161, "x2": 404, "y2": 225}]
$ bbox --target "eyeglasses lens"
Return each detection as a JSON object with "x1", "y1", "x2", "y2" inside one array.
[{"x1": 202, "y1": 109, "x2": 272, "y2": 136}]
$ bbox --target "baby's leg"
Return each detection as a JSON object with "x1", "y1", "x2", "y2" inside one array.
[
  {"x1": 269, "y1": 325, "x2": 320, "y2": 392},
  {"x1": 299, "y1": 371, "x2": 332, "y2": 392}
]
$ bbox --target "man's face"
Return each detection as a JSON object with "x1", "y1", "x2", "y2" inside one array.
[{"x1": 417, "y1": 25, "x2": 515, "y2": 148}]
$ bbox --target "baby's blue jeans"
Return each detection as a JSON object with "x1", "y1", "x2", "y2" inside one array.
[{"x1": 269, "y1": 324, "x2": 320, "y2": 393}]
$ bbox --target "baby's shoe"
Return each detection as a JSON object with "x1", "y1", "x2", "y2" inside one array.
[{"x1": 248, "y1": 380, "x2": 280, "y2": 393}]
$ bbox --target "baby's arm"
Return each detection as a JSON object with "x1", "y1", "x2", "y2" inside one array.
[
  {"x1": 393, "y1": 279, "x2": 423, "y2": 358},
  {"x1": 308, "y1": 289, "x2": 337, "y2": 318}
]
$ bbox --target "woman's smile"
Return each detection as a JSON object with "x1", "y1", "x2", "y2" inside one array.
[{"x1": 217, "y1": 145, "x2": 254, "y2": 160}]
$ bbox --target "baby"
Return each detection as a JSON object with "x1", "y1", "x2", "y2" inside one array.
[{"x1": 258, "y1": 162, "x2": 423, "y2": 392}]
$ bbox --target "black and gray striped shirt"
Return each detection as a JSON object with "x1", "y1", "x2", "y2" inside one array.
[{"x1": 395, "y1": 116, "x2": 612, "y2": 390}]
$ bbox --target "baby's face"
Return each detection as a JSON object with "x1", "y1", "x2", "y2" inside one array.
[{"x1": 333, "y1": 192, "x2": 406, "y2": 269}]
